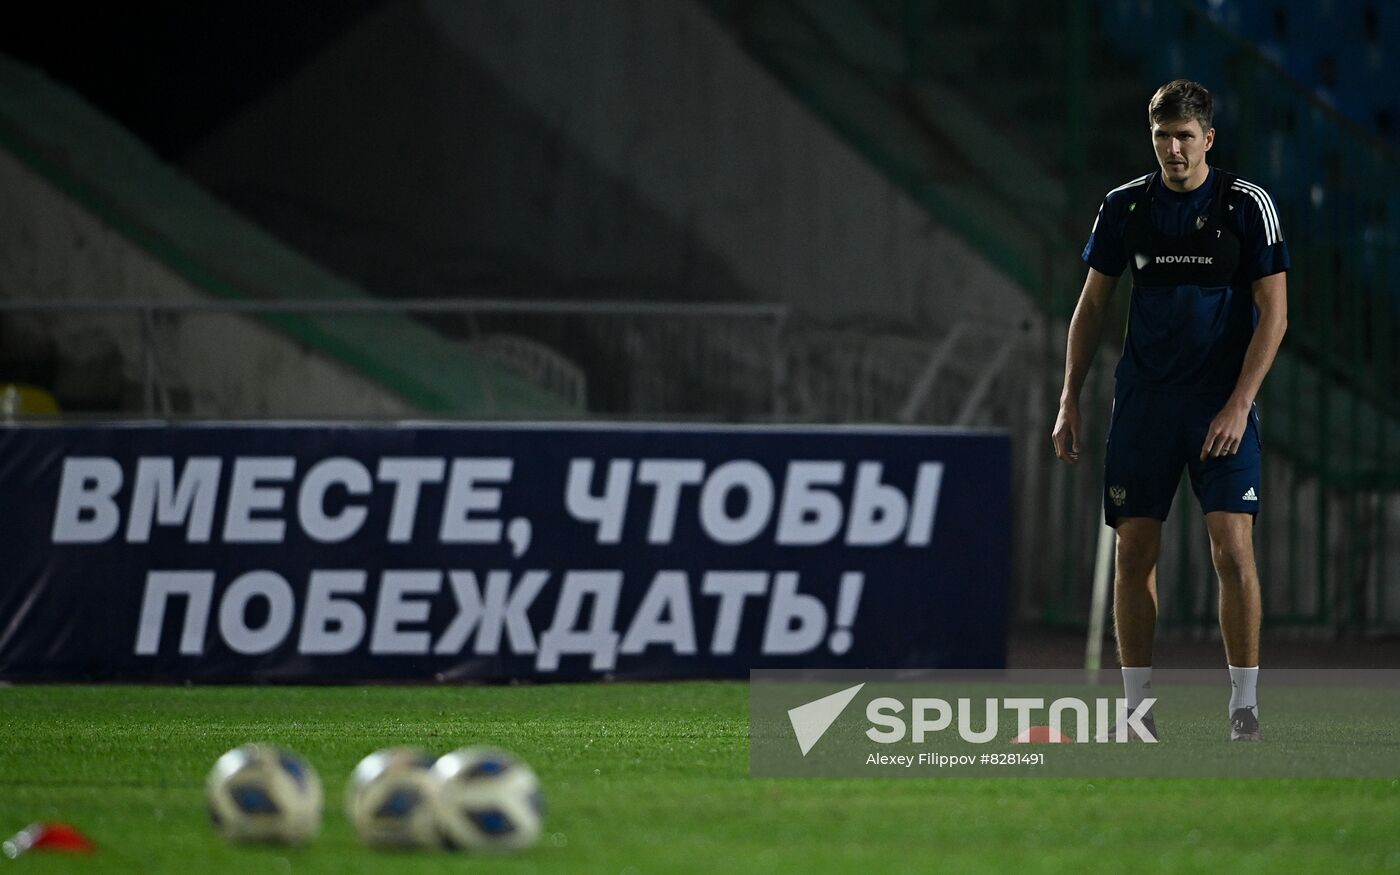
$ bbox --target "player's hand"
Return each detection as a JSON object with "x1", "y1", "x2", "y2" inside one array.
[
  {"x1": 1052, "y1": 402, "x2": 1081, "y2": 464},
  {"x1": 1200, "y1": 400, "x2": 1251, "y2": 461}
]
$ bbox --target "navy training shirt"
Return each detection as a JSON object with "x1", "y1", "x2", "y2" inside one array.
[{"x1": 1082, "y1": 167, "x2": 1290, "y2": 394}]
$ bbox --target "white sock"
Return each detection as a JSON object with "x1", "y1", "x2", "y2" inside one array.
[
  {"x1": 1122, "y1": 666, "x2": 1153, "y2": 713},
  {"x1": 1228, "y1": 665, "x2": 1258, "y2": 716}
]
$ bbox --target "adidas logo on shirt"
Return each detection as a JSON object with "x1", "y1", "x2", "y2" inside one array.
[{"x1": 1242, "y1": 487, "x2": 1258, "y2": 502}]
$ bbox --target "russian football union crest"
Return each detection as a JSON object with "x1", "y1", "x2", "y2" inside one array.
[{"x1": 1109, "y1": 485, "x2": 1127, "y2": 506}]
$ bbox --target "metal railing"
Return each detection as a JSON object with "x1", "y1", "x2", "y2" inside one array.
[{"x1": 0, "y1": 297, "x2": 792, "y2": 421}]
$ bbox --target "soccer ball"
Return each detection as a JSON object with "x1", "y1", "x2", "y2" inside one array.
[
  {"x1": 205, "y1": 744, "x2": 323, "y2": 845},
  {"x1": 345, "y1": 747, "x2": 439, "y2": 849},
  {"x1": 429, "y1": 746, "x2": 545, "y2": 852}
]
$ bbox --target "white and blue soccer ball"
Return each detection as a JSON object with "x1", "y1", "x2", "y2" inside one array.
[
  {"x1": 345, "y1": 746, "x2": 439, "y2": 849},
  {"x1": 205, "y1": 744, "x2": 323, "y2": 845},
  {"x1": 429, "y1": 746, "x2": 545, "y2": 852}
]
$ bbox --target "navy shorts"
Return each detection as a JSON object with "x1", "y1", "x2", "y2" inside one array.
[{"x1": 1103, "y1": 383, "x2": 1262, "y2": 527}]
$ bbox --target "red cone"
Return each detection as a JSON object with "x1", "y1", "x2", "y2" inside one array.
[
  {"x1": 2, "y1": 823, "x2": 96, "y2": 858},
  {"x1": 1010, "y1": 725, "x2": 1075, "y2": 744}
]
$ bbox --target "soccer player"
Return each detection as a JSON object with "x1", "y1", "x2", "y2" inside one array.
[{"x1": 1051, "y1": 80, "x2": 1289, "y2": 741}]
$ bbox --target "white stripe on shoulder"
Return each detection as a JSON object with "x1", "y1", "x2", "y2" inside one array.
[
  {"x1": 1231, "y1": 179, "x2": 1280, "y2": 238},
  {"x1": 1108, "y1": 174, "x2": 1151, "y2": 196},
  {"x1": 1233, "y1": 186, "x2": 1278, "y2": 244},
  {"x1": 1230, "y1": 179, "x2": 1282, "y2": 244},
  {"x1": 1233, "y1": 179, "x2": 1281, "y2": 241}
]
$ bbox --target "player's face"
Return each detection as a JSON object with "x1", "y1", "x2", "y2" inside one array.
[{"x1": 1151, "y1": 118, "x2": 1214, "y2": 191}]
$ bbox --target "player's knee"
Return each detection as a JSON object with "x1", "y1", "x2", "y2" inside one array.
[
  {"x1": 1115, "y1": 550, "x2": 1157, "y2": 586},
  {"x1": 1211, "y1": 542, "x2": 1255, "y2": 587},
  {"x1": 1114, "y1": 537, "x2": 1159, "y2": 584}
]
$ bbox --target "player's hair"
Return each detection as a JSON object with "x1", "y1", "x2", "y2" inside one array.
[{"x1": 1148, "y1": 79, "x2": 1214, "y2": 131}]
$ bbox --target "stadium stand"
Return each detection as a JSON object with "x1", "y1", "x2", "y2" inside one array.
[
  {"x1": 0, "y1": 52, "x2": 579, "y2": 418},
  {"x1": 1179, "y1": 0, "x2": 1400, "y2": 147},
  {"x1": 174, "y1": 0, "x2": 1035, "y2": 427}
]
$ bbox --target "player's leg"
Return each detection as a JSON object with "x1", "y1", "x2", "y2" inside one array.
[
  {"x1": 1188, "y1": 400, "x2": 1264, "y2": 740},
  {"x1": 1109, "y1": 517, "x2": 1163, "y2": 740},
  {"x1": 1205, "y1": 511, "x2": 1262, "y2": 740},
  {"x1": 1205, "y1": 511, "x2": 1260, "y2": 668},
  {"x1": 1102, "y1": 384, "x2": 1181, "y2": 741},
  {"x1": 1113, "y1": 517, "x2": 1163, "y2": 669}
]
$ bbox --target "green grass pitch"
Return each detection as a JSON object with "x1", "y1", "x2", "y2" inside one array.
[{"x1": 1, "y1": 683, "x2": 1397, "y2": 874}]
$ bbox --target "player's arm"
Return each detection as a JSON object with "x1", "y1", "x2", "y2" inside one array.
[
  {"x1": 1200, "y1": 271, "x2": 1288, "y2": 460},
  {"x1": 1053, "y1": 267, "x2": 1119, "y2": 464}
]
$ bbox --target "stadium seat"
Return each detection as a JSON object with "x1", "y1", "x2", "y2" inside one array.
[{"x1": 1184, "y1": 0, "x2": 1400, "y2": 144}]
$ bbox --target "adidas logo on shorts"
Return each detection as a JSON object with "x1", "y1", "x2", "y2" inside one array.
[{"x1": 1242, "y1": 487, "x2": 1258, "y2": 502}]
